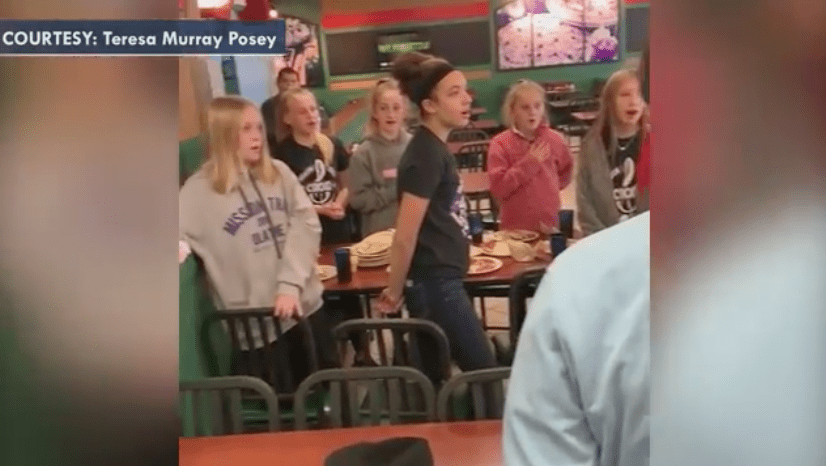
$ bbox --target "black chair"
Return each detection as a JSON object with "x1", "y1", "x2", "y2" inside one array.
[
  {"x1": 447, "y1": 128, "x2": 488, "y2": 143},
  {"x1": 201, "y1": 309, "x2": 328, "y2": 430},
  {"x1": 508, "y1": 269, "x2": 546, "y2": 345},
  {"x1": 202, "y1": 308, "x2": 319, "y2": 398},
  {"x1": 553, "y1": 94, "x2": 596, "y2": 152},
  {"x1": 436, "y1": 367, "x2": 511, "y2": 421},
  {"x1": 455, "y1": 141, "x2": 489, "y2": 173},
  {"x1": 465, "y1": 195, "x2": 499, "y2": 233},
  {"x1": 293, "y1": 367, "x2": 436, "y2": 430},
  {"x1": 569, "y1": 96, "x2": 600, "y2": 113},
  {"x1": 331, "y1": 318, "x2": 452, "y2": 385},
  {"x1": 180, "y1": 376, "x2": 280, "y2": 436},
  {"x1": 488, "y1": 268, "x2": 545, "y2": 366}
]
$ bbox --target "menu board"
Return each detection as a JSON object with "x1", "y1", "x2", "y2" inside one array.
[
  {"x1": 326, "y1": 21, "x2": 491, "y2": 77},
  {"x1": 496, "y1": 0, "x2": 619, "y2": 70}
]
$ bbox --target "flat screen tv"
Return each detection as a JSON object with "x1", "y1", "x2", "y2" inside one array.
[{"x1": 376, "y1": 31, "x2": 431, "y2": 70}]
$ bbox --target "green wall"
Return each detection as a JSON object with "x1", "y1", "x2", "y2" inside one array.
[{"x1": 275, "y1": 0, "x2": 648, "y2": 145}]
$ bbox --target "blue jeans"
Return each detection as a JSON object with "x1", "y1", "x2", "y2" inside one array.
[{"x1": 404, "y1": 277, "x2": 497, "y2": 385}]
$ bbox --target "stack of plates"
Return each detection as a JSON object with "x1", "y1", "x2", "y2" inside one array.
[{"x1": 352, "y1": 229, "x2": 394, "y2": 268}]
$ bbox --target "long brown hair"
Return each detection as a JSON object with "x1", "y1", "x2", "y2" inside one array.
[
  {"x1": 202, "y1": 96, "x2": 278, "y2": 194},
  {"x1": 587, "y1": 68, "x2": 650, "y2": 157},
  {"x1": 276, "y1": 88, "x2": 334, "y2": 165}
]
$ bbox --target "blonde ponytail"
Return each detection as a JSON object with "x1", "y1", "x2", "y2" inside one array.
[{"x1": 315, "y1": 133, "x2": 334, "y2": 166}]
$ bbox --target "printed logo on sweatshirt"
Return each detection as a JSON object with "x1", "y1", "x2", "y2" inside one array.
[
  {"x1": 251, "y1": 224, "x2": 286, "y2": 248},
  {"x1": 223, "y1": 196, "x2": 288, "y2": 236},
  {"x1": 298, "y1": 159, "x2": 338, "y2": 205},
  {"x1": 610, "y1": 157, "x2": 638, "y2": 222}
]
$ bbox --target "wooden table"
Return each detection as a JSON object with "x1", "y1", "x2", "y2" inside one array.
[
  {"x1": 572, "y1": 111, "x2": 598, "y2": 121},
  {"x1": 319, "y1": 244, "x2": 550, "y2": 294},
  {"x1": 179, "y1": 420, "x2": 503, "y2": 466},
  {"x1": 460, "y1": 171, "x2": 490, "y2": 194}
]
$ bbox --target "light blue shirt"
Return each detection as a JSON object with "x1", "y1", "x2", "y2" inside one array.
[
  {"x1": 504, "y1": 213, "x2": 650, "y2": 466},
  {"x1": 652, "y1": 202, "x2": 826, "y2": 465}
]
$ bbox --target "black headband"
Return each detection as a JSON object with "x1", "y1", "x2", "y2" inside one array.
[{"x1": 411, "y1": 62, "x2": 455, "y2": 105}]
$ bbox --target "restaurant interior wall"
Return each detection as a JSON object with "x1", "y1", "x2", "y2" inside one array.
[{"x1": 227, "y1": 0, "x2": 648, "y2": 144}]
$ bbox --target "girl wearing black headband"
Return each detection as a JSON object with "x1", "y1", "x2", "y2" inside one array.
[{"x1": 377, "y1": 52, "x2": 496, "y2": 385}]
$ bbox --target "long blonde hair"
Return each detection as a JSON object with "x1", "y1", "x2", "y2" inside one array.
[
  {"x1": 587, "y1": 68, "x2": 650, "y2": 156},
  {"x1": 363, "y1": 77, "x2": 407, "y2": 137},
  {"x1": 276, "y1": 88, "x2": 334, "y2": 165},
  {"x1": 501, "y1": 79, "x2": 549, "y2": 129},
  {"x1": 203, "y1": 96, "x2": 278, "y2": 194}
]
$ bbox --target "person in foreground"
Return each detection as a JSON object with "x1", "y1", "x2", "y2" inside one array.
[{"x1": 503, "y1": 212, "x2": 650, "y2": 466}]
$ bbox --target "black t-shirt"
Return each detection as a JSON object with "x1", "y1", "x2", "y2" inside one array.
[
  {"x1": 397, "y1": 126, "x2": 470, "y2": 280},
  {"x1": 275, "y1": 135, "x2": 352, "y2": 244},
  {"x1": 261, "y1": 95, "x2": 282, "y2": 157},
  {"x1": 604, "y1": 131, "x2": 642, "y2": 222}
]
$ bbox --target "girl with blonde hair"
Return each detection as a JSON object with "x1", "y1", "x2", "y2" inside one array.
[
  {"x1": 576, "y1": 68, "x2": 650, "y2": 236},
  {"x1": 179, "y1": 95, "x2": 338, "y2": 381},
  {"x1": 349, "y1": 78, "x2": 413, "y2": 236},
  {"x1": 274, "y1": 88, "x2": 352, "y2": 245},
  {"x1": 488, "y1": 79, "x2": 573, "y2": 232}
]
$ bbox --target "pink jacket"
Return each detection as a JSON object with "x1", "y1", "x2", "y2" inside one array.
[{"x1": 488, "y1": 126, "x2": 573, "y2": 231}]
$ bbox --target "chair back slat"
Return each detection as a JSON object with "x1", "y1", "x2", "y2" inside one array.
[
  {"x1": 455, "y1": 141, "x2": 490, "y2": 173},
  {"x1": 436, "y1": 367, "x2": 511, "y2": 421},
  {"x1": 180, "y1": 376, "x2": 280, "y2": 436},
  {"x1": 329, "y1": 381, "x2": 343, "y2": 428},
  {"x1": 332, "y1": 318, "x2": 451, "y2": 384},
  {"x1": 203, "y1": 308, "x2": 317, "y2": 396},
  {"x1": 294, "y1": 367, "x2": 436, "y2": 430},
  {"x1": 228, "y1": 388, "x2": 243, "y2": 434}
]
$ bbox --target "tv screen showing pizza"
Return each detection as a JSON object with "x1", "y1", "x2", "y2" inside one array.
[{"x1": 496, "y1": 0, "x2": 620, "y2": 70}]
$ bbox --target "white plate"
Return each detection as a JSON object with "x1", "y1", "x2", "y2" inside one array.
[{"x1": 316, "y1": 265, "x2": 337, "y2": 281}]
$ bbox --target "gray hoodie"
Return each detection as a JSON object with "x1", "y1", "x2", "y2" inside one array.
[
  {"x1": 349, "y1": 131, "x2": 412, "y2": 237},
  {"x1": 576, "y1": 133, "x2": 622, "y2": 236},
  {"x1": 179, "y1": 159, "x2": 323, "y2": 348}
]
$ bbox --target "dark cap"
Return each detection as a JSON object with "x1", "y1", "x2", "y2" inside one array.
[{"x1": 325, "y1": 437, "x2": 434, "y2": 466}]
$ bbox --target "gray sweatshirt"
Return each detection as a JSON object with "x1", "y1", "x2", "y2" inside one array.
[
  {"x1": 576, "y1": 133, "x2": 622, "y2": 236},
  {"x1": 179, "y1": 159, "x2": 323, "y2": 348},
  {"x1": 349, "y1": 131, "x2": 412, "y2": 237}
]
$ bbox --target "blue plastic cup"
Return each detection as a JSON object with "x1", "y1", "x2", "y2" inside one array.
[
  {"x1": 334, "y1": 248, "x2": 352, "y2": 283},
  {"x1": 550, "y1": 233, "x2": 567, "y2": 257},
  {"x1": 558, "y1": 209, "x2": 574, "y2": 239},
  {"x1": 469, "y1": 214, "x2": 484, "y2": 244}
]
